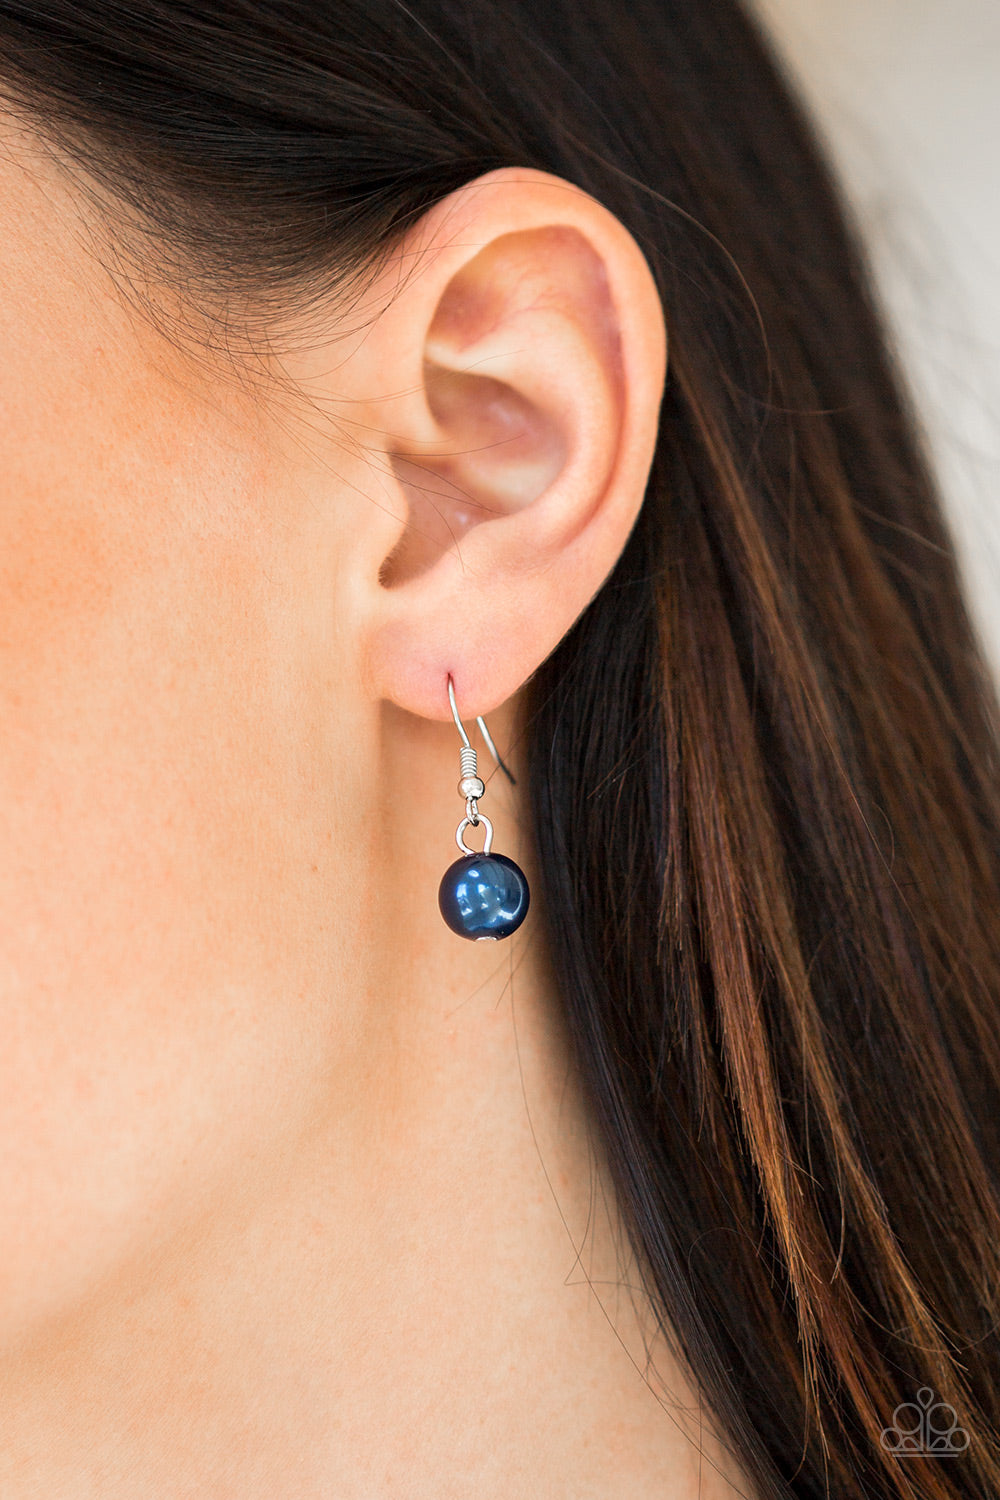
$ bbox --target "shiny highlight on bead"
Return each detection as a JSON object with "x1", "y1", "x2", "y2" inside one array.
[{"x1": 438, "y1": 852, "x2": 530, "y2": 941}]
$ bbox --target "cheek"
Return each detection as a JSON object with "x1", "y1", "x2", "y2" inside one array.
[
  {"x1": 0, "y1": 477, "x2": 330, "y2": 1348},
  {"x1": 0, "y1": 148, "x2": 364, "y2": 1347},
  {"x1": 0, "y1": 558, "x2": 234, "y2": 1346}
]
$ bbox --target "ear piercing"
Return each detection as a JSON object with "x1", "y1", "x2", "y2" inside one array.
[{"x1": 437, "y1": 676, "x2": 530, "y2": 942}]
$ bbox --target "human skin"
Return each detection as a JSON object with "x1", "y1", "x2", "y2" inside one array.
[{"x1": 0, "y1": 109, "x2": 751, "y2": 1497}]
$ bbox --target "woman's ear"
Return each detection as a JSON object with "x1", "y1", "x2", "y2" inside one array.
[{"x1": 348, "y1": 166, "x2": 667, "y2": 720}]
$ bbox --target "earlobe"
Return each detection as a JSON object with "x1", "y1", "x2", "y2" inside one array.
[{"x1": 356, "y1": 167, "x2": 667, "y2": 722}]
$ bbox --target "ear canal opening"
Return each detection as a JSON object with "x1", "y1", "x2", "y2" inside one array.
[
  {"x1": 376, "y1": 447, "x2": 499, "y2": 589},
  {"x1": 377, "y1": 362, "x2": 559, "y2": 589}
]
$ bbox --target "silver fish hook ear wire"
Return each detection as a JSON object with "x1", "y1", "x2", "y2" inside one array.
[{"x1": 437, "y1": 674, "x2": 530, "y2": 942}]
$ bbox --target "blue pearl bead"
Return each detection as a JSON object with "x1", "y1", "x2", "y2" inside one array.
[{"x1": 438, "y1": 853, "x2": 530, "y2": 941}]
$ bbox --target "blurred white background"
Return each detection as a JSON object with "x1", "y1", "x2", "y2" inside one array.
[{"x1": 751, "y1": 0, "x2": 1000, "y2": 680}]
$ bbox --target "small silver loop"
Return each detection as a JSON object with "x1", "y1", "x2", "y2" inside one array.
[
  {"x1": 465, "y1": 795, "x2": 479, "y2": 824},
  {"x1": 456, "y1": 813, "x2": 494, "y2": 856}
]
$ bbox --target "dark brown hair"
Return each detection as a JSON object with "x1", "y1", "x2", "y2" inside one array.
[{"x1": 1, "y1": 2, "x2": 998, "y2": 1495}]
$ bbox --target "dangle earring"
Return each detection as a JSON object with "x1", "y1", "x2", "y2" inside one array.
[{"x1": 438, "y1": 675, "x2": 530, "y2": 942}]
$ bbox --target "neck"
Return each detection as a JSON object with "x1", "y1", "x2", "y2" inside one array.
[{"x1": 0, "y1": 872, "x2": 743, "y2": 1495}]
